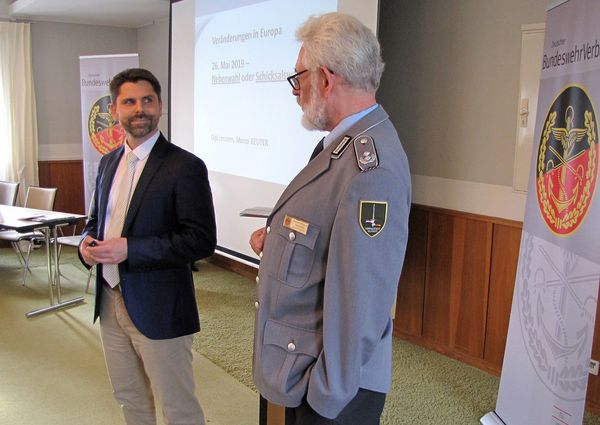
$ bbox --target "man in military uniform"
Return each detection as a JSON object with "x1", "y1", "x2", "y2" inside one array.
[{"x1": 249, "y1": 12, "x2": 411, "y2": 425}]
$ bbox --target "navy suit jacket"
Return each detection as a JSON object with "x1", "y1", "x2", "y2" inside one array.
[{"x1": 81, "y1": 134, "x2": 216, "y2": 339}]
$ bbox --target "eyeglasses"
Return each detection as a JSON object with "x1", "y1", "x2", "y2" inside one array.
[{"x1": 287, "y1": 69, "x2": 309, "y2": 90}]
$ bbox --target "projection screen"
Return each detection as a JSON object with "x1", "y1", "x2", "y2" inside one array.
[{"x1": 170, "y1": 0, "x2": 380, "y2": 265}]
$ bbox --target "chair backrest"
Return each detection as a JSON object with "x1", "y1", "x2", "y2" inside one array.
[
  {"x1": 24, "y1": 186, "x2": 57, "y2": 211},
  {"x1": 0, "y1": 181, "x2": 19, "y2": 206}
]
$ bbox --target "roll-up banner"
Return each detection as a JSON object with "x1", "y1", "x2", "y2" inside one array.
[
  {"x1": 79, "y1": 54, "x2": 139, "y2": 210},
  {"x1": 482, "y1": 1, "x2": 600, "y2": 424}
]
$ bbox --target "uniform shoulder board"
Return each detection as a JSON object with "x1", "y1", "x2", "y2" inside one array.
[
  {"x1": 331, "y1": 135, "x2": 353, "y2": 159},
  {"x1": 354, "y1": 135, "x2": 379, "y2": 172}
]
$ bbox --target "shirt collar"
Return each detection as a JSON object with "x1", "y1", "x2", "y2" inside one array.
[
  {"x1": 124, "y1": 130, "x2": 160, "y2": 161},
  {"x1": 323, "y1": 103, "x2": 379, "y2": 149}
]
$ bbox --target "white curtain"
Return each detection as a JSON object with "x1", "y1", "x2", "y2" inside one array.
[{"x1": 0, "y1": 22, "x2": 38, "y2": 206}]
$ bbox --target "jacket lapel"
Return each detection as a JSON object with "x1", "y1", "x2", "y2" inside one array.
[
  {"x1": 270, "y1": 106, "x2": 389, "y2": 218},
  {"x1": 270, "y1": 146, "x2": 332, "y2": 217},
  {"x1": 122, "y1": 134, "x2": 169, "y2": 233},
  {"x1": 98, "y1": 146, "x2": 124, "y2": 237}
]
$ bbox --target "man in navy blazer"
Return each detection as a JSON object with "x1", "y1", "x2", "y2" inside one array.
[{"x1": 79, "y1": 68, "x2": 216, "y2": 425}]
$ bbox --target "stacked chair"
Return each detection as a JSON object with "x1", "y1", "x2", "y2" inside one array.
[{"x1": 0, "y1": 180, "x2": 19, "y2": 206}]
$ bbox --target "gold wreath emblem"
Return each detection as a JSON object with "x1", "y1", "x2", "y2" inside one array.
[
  {"x1": 537, "y1": 102, "x2": 597, "y2": 235},
  {"x1": 87, "y1": 95, "x2": 125, "y2": 155}
]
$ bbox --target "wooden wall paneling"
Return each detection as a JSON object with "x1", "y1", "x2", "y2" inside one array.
[
  {"x1": 452, "y1": 218, "x2": 493, "y2": 359},
  {"x1": 422, "y1": 212, "x2": 454, "y2": 346},
  {"x1": 37, "y1": 162, "x2": 51, "y2": 191},
  {"x1": 483, "y1": 223, "x2": 521, "y2": 373},
  {"x1": 447, "y1": 216, "x2": 466, "y2": 350},
  {"x1": 38, "y1": 161, "x2": 85, "y2": 214},
  {"x1": 208, "y1": 254, "x2": 258, "y2": 280},
  {"x1": 394, "y1": 207, "x2": 428, "y2": 337}
]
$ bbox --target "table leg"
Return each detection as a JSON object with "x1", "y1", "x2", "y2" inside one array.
[
  {"x1": 53, "y1": 226, "x2": 62, "y2": 303},
  {"x1": 25, "y1": 225, "x2": 85, "y2": 318},
  {"x1": 25, "y1": 297, "x2": 87, "y2": 318},
  {"x1": 45, "y1": 228, "x2": 54, "y2": 304}
]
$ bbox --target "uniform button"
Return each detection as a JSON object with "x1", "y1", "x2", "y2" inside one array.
[
  {"x1": 266, "y1": 226, "x2": 271, "y2": 234},
  {"x1": 287, "y1": 342, "x2": 296, "y2": 352},
  {"x1": 255, "y1": 276, "x2": 260, "y2": 284},
  {"x1": 254, "y1": 301, "x2": 259, "y2": 310},
  {"x1": 259, "y1": 251, "x2": 263, "y2": 258},
  {"x1": 289, "y1": 232, "x2": 296, "y2": 241}
]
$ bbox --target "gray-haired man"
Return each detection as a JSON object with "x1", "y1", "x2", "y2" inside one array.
[{"x1": 250, "y1": 12, "x2": 411, "y2": 425}]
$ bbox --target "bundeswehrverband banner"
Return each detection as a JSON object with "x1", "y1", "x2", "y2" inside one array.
[
  {"x1": 79, "y1": 54, "x2": 139, "y2": 210},
  {"x1": 482, "y1": 1, "x2": 600, "y2": 424}
]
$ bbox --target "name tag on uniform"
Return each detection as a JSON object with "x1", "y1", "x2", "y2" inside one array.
[{"x1": 283, "y1": 215, "x2": 309, "y2": 235}]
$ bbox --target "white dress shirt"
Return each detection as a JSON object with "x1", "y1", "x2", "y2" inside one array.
[{"x1": 103, "y1": 130, "x2": 160, "y2": 240}]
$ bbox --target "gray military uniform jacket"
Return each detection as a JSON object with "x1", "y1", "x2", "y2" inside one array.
[{"x1": 253, "y1": 105, "x2": 411, "y2": 419}]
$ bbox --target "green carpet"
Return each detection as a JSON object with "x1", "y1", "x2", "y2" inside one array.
[
  {"x1": 193, "y1": 261, "x2": 257, "y2": 391},
  {"x1": 17, "y1": 247, "x2": 600, "y2": 424}
]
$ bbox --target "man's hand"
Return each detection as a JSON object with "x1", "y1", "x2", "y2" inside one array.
[
  {"x1": 82, "y1": 236, "x2": 128, "y2": 265},
  {"x1": 80, "y1": 236, "x2": 99, "y2": 266},
  {"x1": 249, "y1": 227, "x2": 266, "y2": 256}
]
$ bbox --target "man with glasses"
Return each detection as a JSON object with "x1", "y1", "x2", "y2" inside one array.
[{"x1": 249, "y1": 12, "x2": 411, "y2": 425}]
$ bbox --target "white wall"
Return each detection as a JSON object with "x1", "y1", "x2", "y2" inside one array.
[
  {"x1": 0, "y1": 0, "x2": 9, "y2": 19},
  {"x1": 378, "y1": 0, "x2": 548, "y2": 220},
  {"x1": 32, "y1": 21, "x2": 137, "y2": 160},
  {"x1": 32, "y1": 19, "x2": 169, "y2": 161}
]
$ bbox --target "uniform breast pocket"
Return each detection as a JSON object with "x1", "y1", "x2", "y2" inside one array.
[{"x1": 276, "y1": 223, "x2": 320, "y2": 288}]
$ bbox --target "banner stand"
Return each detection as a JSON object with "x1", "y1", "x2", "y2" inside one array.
[
  {"x1": 483, "y1": 1, "x2": 600, "y2": 423},
  {"x1": 480, "y1": 412, "x2": 505, "y2": 425}
]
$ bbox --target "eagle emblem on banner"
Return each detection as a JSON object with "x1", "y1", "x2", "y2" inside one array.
[
  {"x1": 536, "y1": 85, "x2": 598, "y2": 236},
  {"x1": 87, "y1": 95, "x2": 126, "y2": 155},
  {"x1": 518, "y1": 232, "x2": 599, "y2": 401}
]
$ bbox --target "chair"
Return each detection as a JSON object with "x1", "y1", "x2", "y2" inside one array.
[
  {"x1": 55, "y1": 191, "x2": 95, "y2": 293},
  {"x1": 0, "y1": 186, "x2": 57, "y2": 285},
  {"x1": 0, "y1": 181, "x2": 19, "y2": 206}
]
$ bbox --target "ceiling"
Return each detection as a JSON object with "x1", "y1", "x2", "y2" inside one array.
[{"x1": 1, "y1": 0, "x2": 170, "y2": 28}]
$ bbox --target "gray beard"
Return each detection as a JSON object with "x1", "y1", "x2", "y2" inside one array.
[{"x1": 300, "y1": 84, "x2": 328, "y2": 131}]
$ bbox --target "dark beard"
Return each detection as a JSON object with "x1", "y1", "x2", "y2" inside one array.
[{"x1": 123, "y1": 114, "x2": 155, "y2": 137}]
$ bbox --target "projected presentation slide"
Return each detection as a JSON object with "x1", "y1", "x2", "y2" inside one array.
[{"x1": 194, "y1": 0, "x2": 336, "y2": 185}]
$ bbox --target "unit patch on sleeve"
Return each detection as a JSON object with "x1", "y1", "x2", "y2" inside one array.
[{"x1": 359, "y1": 201, "x2": 387, "y2": 237}]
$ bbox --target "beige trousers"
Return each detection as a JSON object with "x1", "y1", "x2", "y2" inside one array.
[{"x1": 99, "y1": 284, "x2": 205, "y2": 425}]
